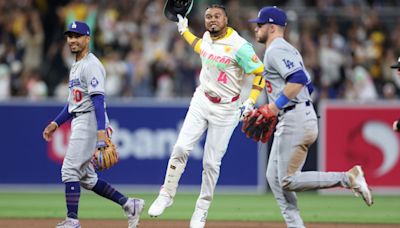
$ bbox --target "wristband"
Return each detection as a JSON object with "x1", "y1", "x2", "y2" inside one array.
[{"x1": 275, "y1": 93, "x2": 290, "y2": 110}]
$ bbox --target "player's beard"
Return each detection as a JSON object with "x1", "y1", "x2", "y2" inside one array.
[
  {"x1": 257, "y1": 33, "x2": 268, "y2": 44},
  {"x1": 207, "y1": 25, "x2": 220, "y2": 34},
  {"x1": 69, "y1": 45, "x2": 82, "y2": 54}
]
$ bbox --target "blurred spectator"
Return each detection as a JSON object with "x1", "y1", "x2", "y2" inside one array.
[
  {"x1": 382, "y1": 82, "x2": 397, "y2": 100},
  {"x1": 0, "y1": 0, "x2": 400, "y2": 102},
  {"x1": 23, "y1": 68, "x2": 48, "y2": 100},
  {"x1": 0, "y1": 64, "x2": 10, "y2": 99},
  {"x1": 54, "y1": 76, "x2": 69, "y2": 100}
]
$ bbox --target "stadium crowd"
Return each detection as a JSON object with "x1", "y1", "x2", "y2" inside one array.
[{"x1": 1, "y1": 0, "x2": 400, "y2": 103}]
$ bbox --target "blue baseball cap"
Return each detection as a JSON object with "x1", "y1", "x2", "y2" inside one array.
[
  {"x1": 248, "y1": 6, "x2": 287, "y2": 26},
  {"x1": 64, "y1": 21, "x2": 90, "y2": 36}
]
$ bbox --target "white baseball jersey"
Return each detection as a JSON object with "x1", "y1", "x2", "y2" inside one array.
[
  {"x1": 68, "y1": 53, "x2": 106, "y2": 113},
  {"x1": 263, "y1": 37, "x2": 312, "y2": 106},
  {"x1": 199, "y1": 27, "x2": 263, "y2": 99}
]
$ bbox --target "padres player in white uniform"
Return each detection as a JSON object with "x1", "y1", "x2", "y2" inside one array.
[
  {"x1": 148, "y1": 5, "x2": 265, "y2": 228},
  {"x1": 249, "y1": 7, "x2": 373, "y2": 228},
  {"x1": 42, "y1": 21, "x2": 144, "y2": 228}
]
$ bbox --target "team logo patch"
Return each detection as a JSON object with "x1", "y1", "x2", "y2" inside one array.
[
  {"x1": 90, "y1": 77, "x2": 99, "y2": 87},
  {"x1": 224, "y1": 46, "x2": 232, "y2": 53},
  {"x1": 252, "y1": 54, "x2": 260, "y2": 63}
]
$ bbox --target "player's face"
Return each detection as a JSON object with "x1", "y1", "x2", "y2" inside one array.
[
  {"x1": 204, "y1": 8, "x2": 227, "y2": 34},
  {"x1": 254, "y1": 23, "x2": 270, "y2": 43},
  {"x1": 66, "y1": 33, "x2": 89, "y2": 54}
]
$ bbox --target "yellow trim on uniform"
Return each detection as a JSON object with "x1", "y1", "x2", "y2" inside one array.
[
  {"x1": 211, "y1": 27, "x2": 234, "y2": 41},
  {"x1": 182, "y1": 30, "x2": 202, "y2": 54},
  {"x1": 251, "y1": 64, "x2": 264, "y2": 75},
  {"x1": 248, "y1": 74, "x2": 265, "y2": 103}
]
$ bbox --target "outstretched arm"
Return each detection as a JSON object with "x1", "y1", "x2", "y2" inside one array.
[{"x1": 177, "y1": 14, "x2": 202, "y2": 54}]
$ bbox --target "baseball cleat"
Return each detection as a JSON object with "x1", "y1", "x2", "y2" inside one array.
[
  {"x1": 123, "y1": 198, "x2": 145, "y2": 228},
  {"x1": 190, "y1": 207, "x2": 208, "y2": 228},
  {"x1": 148, "y1": 191, "x2": 173, "y2": 217},
  {"x1": 55, "y1": 218, "x2": 81, "y2": 228},
  {"x1": 347, "y1": 165, "x2": 373, "y2": 206}
]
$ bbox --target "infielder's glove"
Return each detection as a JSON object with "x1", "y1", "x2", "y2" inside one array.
[
  {"x1": 242, "y1": 104, "x2": 278, "y2": 143},
  {"x1": 91, "y1": 138, "x2": 119, "y2": 171}
]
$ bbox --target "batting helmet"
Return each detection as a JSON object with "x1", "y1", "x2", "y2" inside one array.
[{"x1": 164, "y1": 0, "x2": 194, "y2": 22}]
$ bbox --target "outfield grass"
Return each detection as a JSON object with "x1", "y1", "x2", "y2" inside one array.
[{"x1": 0, "y1": 192, "x2": 399, "y2": 224}]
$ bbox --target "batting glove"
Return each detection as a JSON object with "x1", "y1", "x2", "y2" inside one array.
[
  {"x1": 239, "y1": 99, "x2": 255, "y2": 121},
  {"x1": 177, "y1": 14, "x2": 188, "y2": 35}
]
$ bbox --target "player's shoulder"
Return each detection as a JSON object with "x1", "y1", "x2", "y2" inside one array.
[
  {"x1": 267, "y1": 38, "x2": 298, "y2": 56},
  {"x1": 81, "y1": 53, "x2": 105, "y2": 74},
  {"x1": 227, "y1": 28, "x2": 248, "y2": 46},
  {"x1": 85, "y1": 53, "x2": 104, "y2": 67}
]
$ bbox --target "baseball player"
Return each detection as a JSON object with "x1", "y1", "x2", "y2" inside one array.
[
  {"x1": 248, "y1": 7, "x2": 373, "y2": 227},
  {"x1": 391, "y1": 57, "x2": 400, "y2": 131},
  {"x1": 42, "y1": 21, "x2": 144, "y2": 228},
  {"x1": 148, "y1": 4, "x2": 265, "y2": 228}
]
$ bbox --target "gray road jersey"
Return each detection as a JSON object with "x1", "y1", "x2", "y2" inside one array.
[
  {"x1": 263, "y1": 37, "x2": 312, "y2": 106},
  {"x1": 68, "y1": 53, "x2": 106, "y2": 113}
]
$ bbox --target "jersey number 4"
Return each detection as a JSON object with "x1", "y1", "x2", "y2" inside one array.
[
  {"x1": 73, "y1": 89, "x2": 83, "y2": 102},
  {"x1": 217, "y1": 71, "x2": 228, "y2": 84}
]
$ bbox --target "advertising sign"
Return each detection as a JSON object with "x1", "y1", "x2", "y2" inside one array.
[
  {"x1": 0, "y1": 100, "x2": 265, "y2": 192},
  {"x1": 319, "y1": 101, "x2": 400, "y2": 193}
]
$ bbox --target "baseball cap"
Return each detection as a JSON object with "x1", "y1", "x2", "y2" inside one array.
[
  {"x1": 64, "y1": 21, "x2": 90, "y2": 36},
  {"x1": 248, "y1": 6, "x2": 287, "y2": 26},
  {"x1": 390, "y1": 56, "x2": 400, "y2": 69}
]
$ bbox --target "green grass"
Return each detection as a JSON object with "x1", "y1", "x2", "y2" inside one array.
[{"x1": 0, "y1": 192, "x2": 399, "y2": 224}]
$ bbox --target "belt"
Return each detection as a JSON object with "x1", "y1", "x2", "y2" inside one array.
[
  {"x1": 282, "y1": 101, "x2": 311, "y2": 113},
  {"x1": 204, "y1": 92, "x2": 240, "y2": 104},
  {"x1": 72, "y1": 110, "x2": 91, "y2": 118}
]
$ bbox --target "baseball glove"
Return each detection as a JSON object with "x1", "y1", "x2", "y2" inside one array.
[
  {"x1": 242, "y1": 104, "x2": 278, "y2": 143},
  {"x1": 164, "y1": 0, "x2": 194, "y2": 22},
  {"x1": 91, "y1": 138, "x2": 118, "y2": 171}
]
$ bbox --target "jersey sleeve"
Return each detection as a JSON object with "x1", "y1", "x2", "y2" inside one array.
[
  {"x1": 235, "y1": 42, "x2": 264, "y2": 74},
  {"x1": 84, "y1": 63, "x2": 105, "y2": 95},
  {"x1": 267, "y1": 48, "x2": 303, "y2": 80}
]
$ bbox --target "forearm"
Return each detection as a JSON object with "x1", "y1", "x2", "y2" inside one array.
[
  {"x1": 248, "y1": 73, "x2": 265, "y2": 103},
  {"x1": 182, "y1": 30, "x2": 201, "y2": 54},
  {"x1": 282, "y1": 83, "x2": 304, "y2": 99},
  {"x1": 91, "y1": 94, "x2": 106, "y2": 131},
  {"x1": 53, "y1": 103, "x2": 72, "y2": 127},
  {"x1": 269, "y1": 83, "x2": 304, "y2": 114}
]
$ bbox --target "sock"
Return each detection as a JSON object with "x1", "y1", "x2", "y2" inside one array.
[
  {"x1": 92, "y1": 179, "x2": 128, "y2": 206},
  {"x1": 65, "y1": 182, "x2": 80, "y2": 219}
]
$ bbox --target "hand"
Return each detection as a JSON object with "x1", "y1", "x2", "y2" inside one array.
[
  {"x1": 239, "y1": 99, "x2": 255, "y2": 121},
  {"x1": 177, "y1": 14, "x2": 188, "y2": 35},
  {"x1": 393, "y1": 120, "x2": 400, "y2": 132},
  {"x1": 268, "y1": 103, "x2": 280, "y2": 116},
  {"x1": 96, "y1": 130, "x2": 107, "y2": 149},
  {"x1": 43, "y1": 122, "x2": 58, "y2": 142}
]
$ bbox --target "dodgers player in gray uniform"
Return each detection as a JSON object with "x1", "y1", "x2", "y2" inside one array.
[
  {"x1": 249, "y1": 7, "x2": 373, "y2": 228},
  {"x1": 42, "y1": 21, "x2": 144, "y2": 228}
]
